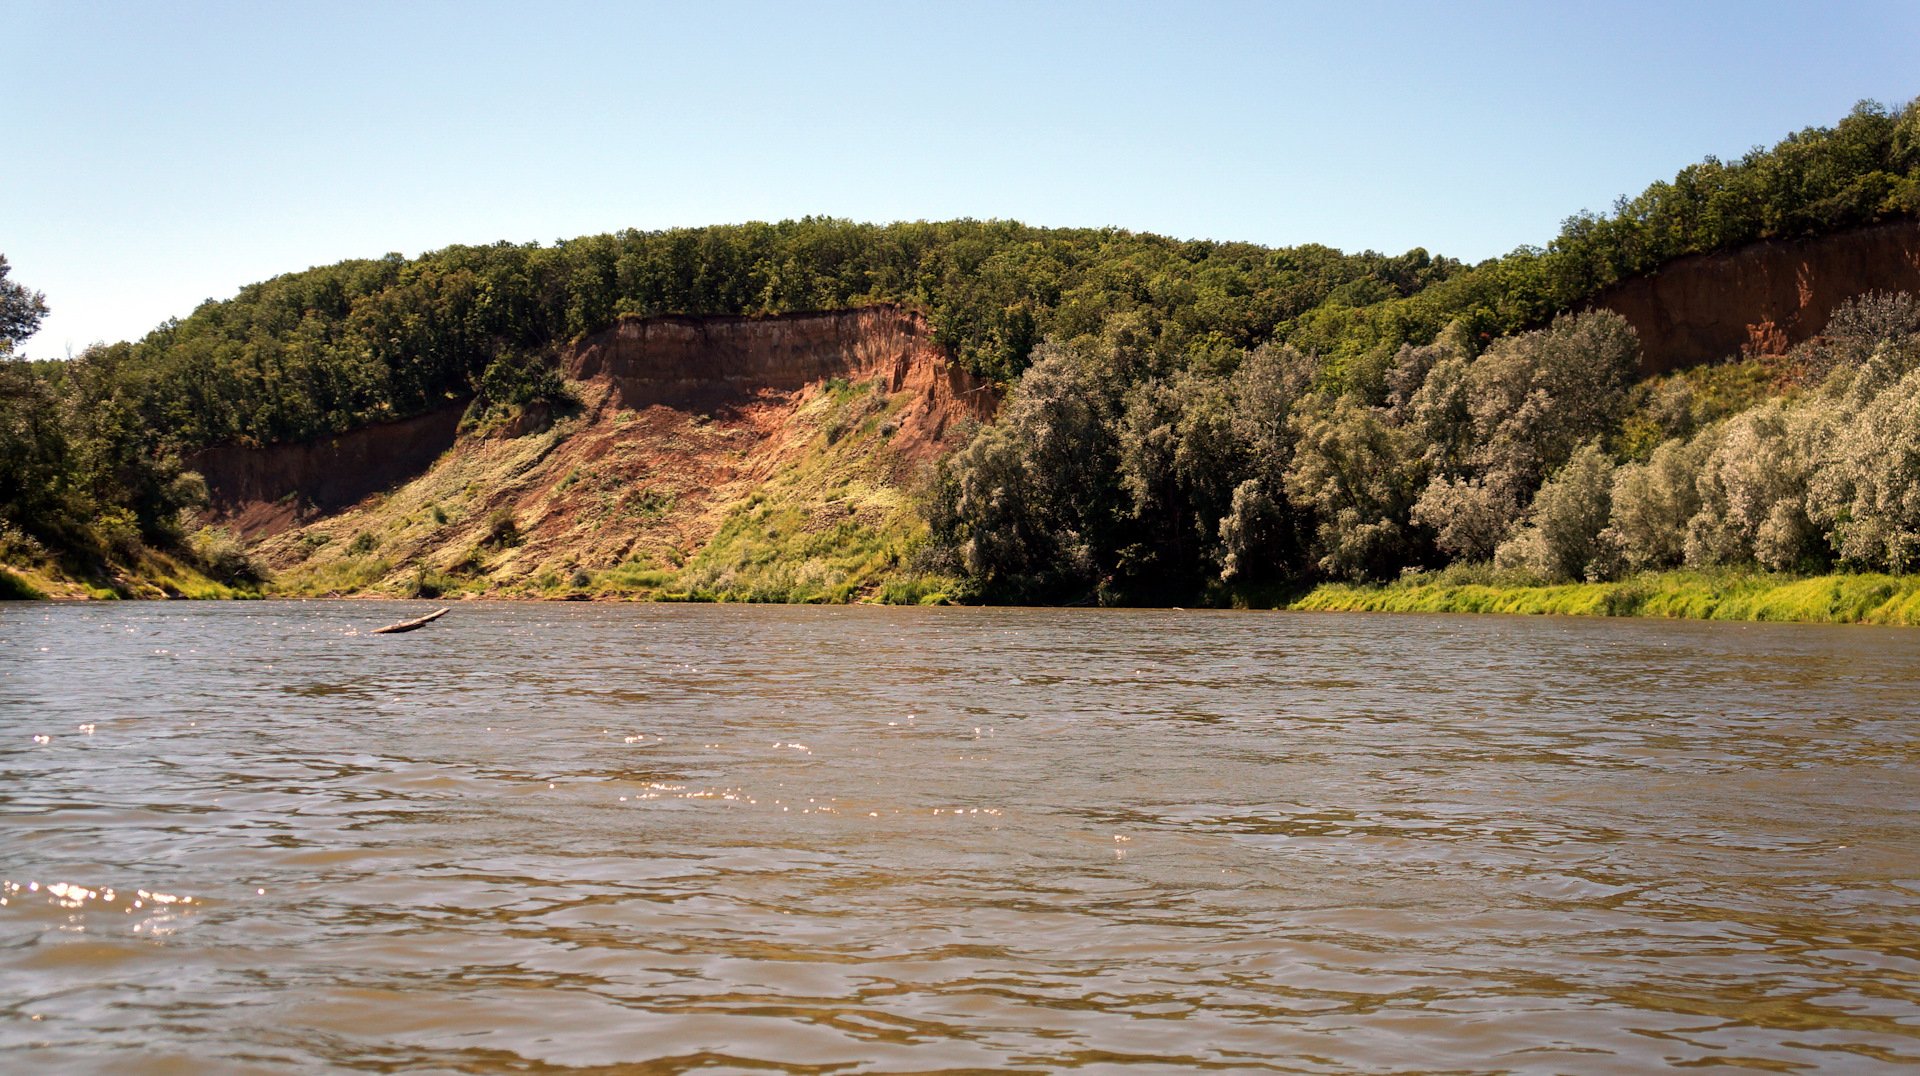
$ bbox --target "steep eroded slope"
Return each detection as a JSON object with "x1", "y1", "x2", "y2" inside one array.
[
  {"x1": 1592, "y1": 217, "x2": 1920, "y2": 373},
  {"x1": 212, "y1": 305, "x2": 994, "y2": 599}
]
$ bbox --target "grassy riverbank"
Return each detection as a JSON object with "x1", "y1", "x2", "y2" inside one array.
[
  {"x1": 0, "y1": 550, "x2": 259, "y2": 601},
  {"x1": 12, "y1": 543, "x2": 1920, "y2": 627},
  {"x1": 1291, "y1": 569, "x2": 1920, "y2": 625}
]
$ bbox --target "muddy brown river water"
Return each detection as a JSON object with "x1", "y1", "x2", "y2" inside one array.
[{"x1": 2, "y1": 601, "x2": 1917, "y2": 1072}]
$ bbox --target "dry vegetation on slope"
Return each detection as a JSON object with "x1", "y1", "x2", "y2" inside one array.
[{"x1": 229, "y1": 307, "x2": 990, "y2": 603}]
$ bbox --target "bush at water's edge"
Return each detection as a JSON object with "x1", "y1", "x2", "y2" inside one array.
[
  {"x1": 0, "y1": 567, "x2": 45, "y2": 600},
  {"x1": 1291, "y1": 570, "x2": 1920, "y2": 625}
]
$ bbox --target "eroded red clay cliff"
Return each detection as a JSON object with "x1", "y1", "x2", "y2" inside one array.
[
  {"x1": 564, "y1": 304, "x2": 996, "y2": 457},
  {"x1": 197, "y1": 305, "x2": 995, "y2": 546},
  {"x1": 190, "y1": 405, "x2": 466, "y2": 539},
  {"x1": 1590, "y1": 217, "x2": 1920, "y2": 374}
]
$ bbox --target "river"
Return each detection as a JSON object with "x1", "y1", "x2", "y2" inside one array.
[{"x1": 2, "y1": 602, "x2": 1917, "y2": 1072}]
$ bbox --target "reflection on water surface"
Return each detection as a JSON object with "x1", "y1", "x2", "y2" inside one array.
[{"x1": 2, "y1": 602, "x2": 1918, "y2": 1072}]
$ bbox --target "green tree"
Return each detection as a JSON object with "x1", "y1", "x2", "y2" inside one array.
[
  {"x1": 1495, "y1": 443, "x2": 1617, "y2": 582},
  {"x1": 1115, "y1": 370, "x2": 1242, "y2": 592},
  {"x1": 0, "y1": 255, "x2": 49, "y2": 357},
  {"x1": 1215, "y1": 344, "x2": 1318, "y2": 585},
  {"x1": 928, "y1": 342, "x2": 1124, "y2": 600},
  {"x1": 1283, "y1": 395, "x2": 1428, "y2": 581},
  {"x1": 1687, "y1": 402, "x2": 1830, "y2": 571},
  {"x1": 1809, "y1": 371, "x2": 1920, "y2": 571},
  {"x1": 1604, "y1": 434, "x2": 1712, "y2": 572},
  {"x1": 0, "y1": 362, "x2": 81, "y2": 538}
]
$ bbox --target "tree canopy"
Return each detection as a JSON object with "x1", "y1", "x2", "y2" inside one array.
[{"x1": 5, "y1": 98, "x2": 1920, "y2": 599}]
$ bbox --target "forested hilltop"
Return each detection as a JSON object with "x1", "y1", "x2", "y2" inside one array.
[{"x1": 3, "y1": 99, "x2": 1918, "y2": 607}]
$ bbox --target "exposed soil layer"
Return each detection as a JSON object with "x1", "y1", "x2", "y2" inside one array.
[
  {"x1": 199, "y1": 305, "x2": 996, "y2": 595},
  {"x1": 564, "y1": 305, "x2": 996, "y2": 459},
  {"x1": 190, "y1": 405, "x2": 467, "y2": 539},
  {"x1": 1591, "y1": 217, "x2": 1920, "y2": 374}
]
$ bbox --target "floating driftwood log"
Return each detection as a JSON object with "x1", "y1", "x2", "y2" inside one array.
[{"x1": 371, "y1": 607, "x2": 449, "y2": 634}]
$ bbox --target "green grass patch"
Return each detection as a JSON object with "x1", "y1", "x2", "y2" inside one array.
[
  {"x1": 273, "y1": 556, "x2": 395, "y2": 597},
  {"x1": 591, "y1": 556, "x2": 675, "y2": 595},
  {"x1": 1291, "y1": 569, "x2": 1920, "y2": 625},
  {"x1": 875, "y1": 575, "x2": 963, "y2": 605}
]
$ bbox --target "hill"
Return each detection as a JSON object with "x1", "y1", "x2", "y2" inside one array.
[{"x1": 2, "y1": 98, "x2": 1917, "y2": 607}]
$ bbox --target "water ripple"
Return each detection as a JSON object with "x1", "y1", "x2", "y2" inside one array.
[{"x1": 2, "y1": 602, "x2": 1918, "y2": 1071}]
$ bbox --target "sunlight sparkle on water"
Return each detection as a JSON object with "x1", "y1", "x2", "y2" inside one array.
[
  {"x1": 2, "y1": 879, "x2": 194, "y2": 915},
  {"x1": 5, "y1": 603, "x2": 1918, "y2": 1072}
]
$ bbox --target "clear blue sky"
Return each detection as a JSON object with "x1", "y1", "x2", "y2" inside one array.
[{"x1": 10, "y1": 0, "x2": 1918, "y2": 355}]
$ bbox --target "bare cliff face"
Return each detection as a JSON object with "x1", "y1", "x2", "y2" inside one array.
[
  {"x1": 196, "y1": 305, "x2": 997, "y2": 597},
  {"x1": 189, "y1": 405, "x2": 466, "y2": 540},
  {"x1": 564, "y1": 305, "x2": 996, "y2": 459},
  {"x1": 1591, "y1": 217, "x2": 1920, "y2": 374}
]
